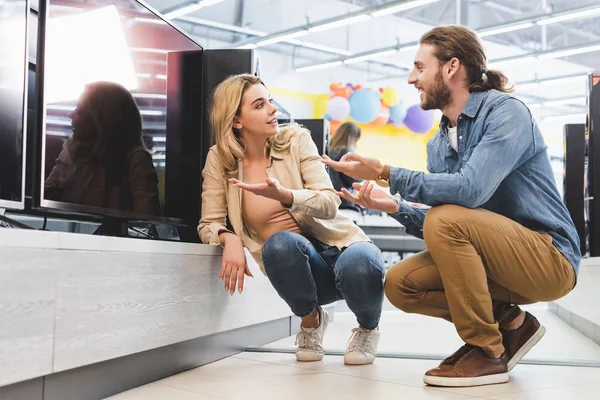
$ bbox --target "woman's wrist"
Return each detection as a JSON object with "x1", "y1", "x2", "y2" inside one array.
[{"x1": 279, "y1": 188, "x2": 294, "y2": 207}]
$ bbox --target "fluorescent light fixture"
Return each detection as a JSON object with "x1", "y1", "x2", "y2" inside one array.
[
  {"x1": 538, "y1": 44, "x2": 600, "y2": 60},
  {"x1": 487, "y1": 56, "x2": 538, "y2": 69},
  {"x1": 46, "y1": 105, "x2": 76, "y2": 112},
  {"x1": 537, "y1": 6, "x2": 600, "y2": 25},
  {"x1": 542, "y1": 74, "x2": 588, "y2": 85},
  {"x1": 344, "y1": 49, "x2": 398, "y2": 64},
  {"x1": 292, "y1": 40, "x2": 353, "y2": 56},
  {"x1": 237, "y1": 43, "x2": 258, "y2": 49},
  {"x1": 371, "y1": 0, "x2": 441, "y2": 17},
  {"x1": 308, "y1": 14, "x2": 371, "y2": 33},
  {"x1": 133, "y1": 93, "x2": 168, "y2": 100},
  {"x1": 255, "y1": 30, "x2": 309, "y2": 47},
  {"x1": 543, "y1": 97, "x2": 586, "y2": 107},
  {"x1": 137, "y1": 73, "x2": 153, "y2": 79},
  {"x1": 478, "y1": 22, "x2": 535, "y2": 38},
  {"x1": 542, "y1": 113, "x2": 586, "y2": 122},
  {"x1": 399, "y1": 44, "x2": 419, "y2": 52},
  {"x1": 164, "y1": 0, "x2": 226, "y2": 20},
  {"x1": 45, "y1": 118, "x2": 72, "y2": 126},
  {"x1": 134, "y1": 17, "x2": 166, "y2": 25},
  {"x1": 152, "y1": 136, "x2": 166, "y2": 142},
  {"x1": 156, "y1": 74, "x2": 167, "y2": 80},
  {"x1": 516, "y1": 74, "x2": 588, "y2": 91},
  {"x1": 130, "y1": 47, "x2": 169, "y2": 54},
  {"x1": 140, "y1": 110, "x2": 165, "y2": 116},
  {"x1": 516, "y1": 82, "x2": 541, "y2": 91},
  {"x1": 296, "y1": 61, "x2": 343, "y2": 72}
]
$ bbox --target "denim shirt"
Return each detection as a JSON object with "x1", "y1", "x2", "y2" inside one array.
[{"x1": 389, "y1": 89, "x2": 581, "y2": 274}]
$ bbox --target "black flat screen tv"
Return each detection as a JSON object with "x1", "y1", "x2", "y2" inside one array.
[
  {"x1": 0, "y1": 0, "x2": 29, "y2": 210},
  {"x1": 36, "y1": 0, "x2": 202, "y2": 224}
]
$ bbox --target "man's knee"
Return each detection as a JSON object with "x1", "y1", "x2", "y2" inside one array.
[
  {"x1": 384, "y1": 261, "x2": 424, "y2": 313},
  {"x1": 423, "y1": 204, "x2": 470, "y2": 244}
]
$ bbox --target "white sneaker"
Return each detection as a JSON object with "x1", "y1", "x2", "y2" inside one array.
[
  {"x1": 295, "y1": 306, "x2": 329, "y2": 362},
  {"x1": 344, "y1": 326, "x2": 380, "y2": 365}
]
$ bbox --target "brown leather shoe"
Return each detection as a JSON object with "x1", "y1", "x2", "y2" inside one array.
[
  {"x1": 424, "y1": 344, "x2": 509, "y2": 387},
  {"x1": 501, "y1": 312, "x2": 546, "y2": 371}
]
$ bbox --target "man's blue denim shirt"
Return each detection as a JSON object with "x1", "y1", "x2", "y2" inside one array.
[{"x1": 389, "y1": 89, "x2": 581, "y2": 274}]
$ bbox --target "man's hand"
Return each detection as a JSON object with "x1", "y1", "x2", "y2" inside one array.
[
  {"x1": 229, "y1": 177, "x2": 293, "y2": 206},
  {"x1": 338, "y1": 181, "x2": 400, "y2": 214},
  {"x1": 220, "y1": 233, "x2": 253, "y2": 295},
  {"x1": 321, "y1": 152, "x2": 384, "y2": 181}
]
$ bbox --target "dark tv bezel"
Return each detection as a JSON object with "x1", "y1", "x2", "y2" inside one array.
[
  {"x1": 0, "y1": 0, "x2": 29, "y2": 211},
  {"x1": 35, "y1": 0, "x2": 202, "y2": 225}
]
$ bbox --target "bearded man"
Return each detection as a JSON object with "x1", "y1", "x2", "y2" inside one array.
[{"x1": 322, "y1": 25, "x2": 580, "y2": 388}]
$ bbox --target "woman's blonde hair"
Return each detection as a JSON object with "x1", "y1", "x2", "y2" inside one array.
[
  {"x1": 210, "y1": 74, "x2": 302, "y2": 175},
  {"x1": 329, "y1": 121, "x2": 361, "y2": 153}
]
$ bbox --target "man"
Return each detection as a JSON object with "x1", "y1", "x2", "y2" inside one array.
[{"x1": 322, "y1": 25, "x2": 580, "y2": 388}]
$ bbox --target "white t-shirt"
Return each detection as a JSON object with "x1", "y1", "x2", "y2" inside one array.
[{"x1": 448, "y1": 125, "x2": 458, "y2": 152}]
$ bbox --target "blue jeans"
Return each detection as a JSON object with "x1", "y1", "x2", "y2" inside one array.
[{"x1": 262, "y1": 231, "x2": 385, "y2": 330}]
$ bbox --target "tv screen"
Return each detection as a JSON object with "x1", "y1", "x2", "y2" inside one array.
[
  {"x1": 37, "y1": 0, "x2": 202, "y2": 223},
  {"x1": 0, "y1": 0, "x2": 29, "y2": 210}
]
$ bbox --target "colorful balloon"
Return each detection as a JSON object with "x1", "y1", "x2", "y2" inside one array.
[
  {"x1": 326, "y1": 96, "x2": 351, "y2": 121},
  {"x1": 370, "y1": 105, "x2": 390, "y2": 127},
  {"x1": 389, "y1": 102, "x2": 408, "y2": 123},
  {"x1": 349, "y1": 89, "x2": 380, "y2": 124},
  {"x1": 404, "y1": 105, "x2": 435, "y2": 134},
  {"x1": 381, "y1": 88, "x2": 400, "y2": 107}
]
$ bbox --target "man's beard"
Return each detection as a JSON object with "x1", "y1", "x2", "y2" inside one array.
[{"x1": 421, "y1": 70, "x2": 452, "y2": 111}]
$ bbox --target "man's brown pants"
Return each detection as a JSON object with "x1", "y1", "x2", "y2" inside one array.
[{"x1": 385, "y1": 205, "x2": 576, "y2": 358}]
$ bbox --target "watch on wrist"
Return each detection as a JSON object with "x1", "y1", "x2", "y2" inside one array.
[{"x1": 375, "y1": 164, "x2": 391, "y2": 188}]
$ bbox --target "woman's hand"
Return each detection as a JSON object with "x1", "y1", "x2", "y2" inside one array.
[
  {"x1": 229, "y1": 177, "x2": 294, "y2": 206},
  {"x1": 220, "y1": 233, "x2": 253, "y2": 295},
  {"x1": 338, "y1": 181, "x2": 400, "y2": 214}
]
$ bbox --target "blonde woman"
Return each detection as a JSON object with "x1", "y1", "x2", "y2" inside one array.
[{"x1": 198, "y1": 74, "x2": 385, "y2": 365}]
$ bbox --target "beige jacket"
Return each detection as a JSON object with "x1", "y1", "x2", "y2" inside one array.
[{"x1": 198, "y1": 129, "x2": 370, "y2": 274}]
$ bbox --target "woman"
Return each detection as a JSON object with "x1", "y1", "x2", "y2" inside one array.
[
  {"x1": 198, "y1": 74, "x2": 385, "y2": 365},
  {"x1": 328, "y1": 121, "x2": 363, "y2": 212},
  {"x1": 45, "y1": 81, "x2": 160, "y2": 218}
]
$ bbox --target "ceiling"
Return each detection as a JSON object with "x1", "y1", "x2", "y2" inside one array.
[{"x1": 141, "y1": 0, "x2": 600, "y2": 120}]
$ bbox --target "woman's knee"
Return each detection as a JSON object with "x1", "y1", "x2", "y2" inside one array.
[
  {"x1": 262, "y1": 231, "x2": 307, "y2": 275},
  {"x1": 336, "y1": 242, "x2": 385, "y2": 285}
]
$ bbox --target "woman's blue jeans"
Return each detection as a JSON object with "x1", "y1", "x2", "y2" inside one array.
[{"x1": 262, "y1": 231, "x2": 385, "y2": 330}]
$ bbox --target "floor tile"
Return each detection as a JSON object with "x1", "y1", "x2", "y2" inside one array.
[
  {"x1": 104, "y1": 383, "x2": 224, "y2": 400},
  {"x1": 153, "y1": 356, "x2": 316, "y2": 391},
  {"x1": 162, "y1": 370, "x2": 479, "y2": 400},
  {"x1": 486, "y1": 382, "x2": 600, "y2": 399}
]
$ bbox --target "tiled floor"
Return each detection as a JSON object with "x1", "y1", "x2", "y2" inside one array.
[
  {"x1": 107, "y1": 303, "x2": 600, "y2": 400},
  {"x1": 107, "y1": 352, "x2": 600, "y2": 400}
]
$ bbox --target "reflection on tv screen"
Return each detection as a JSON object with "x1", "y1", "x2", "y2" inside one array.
[{"x1": 41, "y1": 0, "x2": 201, "y2": 221}]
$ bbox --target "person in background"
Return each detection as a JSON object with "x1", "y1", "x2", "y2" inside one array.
[
  {"x1": 198, "y1": 74, "x2": 385, "y2": 365},
  {"x1": 323, "y1": 25, "x2": 580, "y2": 387},
  {"x1": 45, "y1": 82, "x2": 161, "y2": 235},
  {"x1": 328, "y1": 121, "x2": 363, "y2": 214}
]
